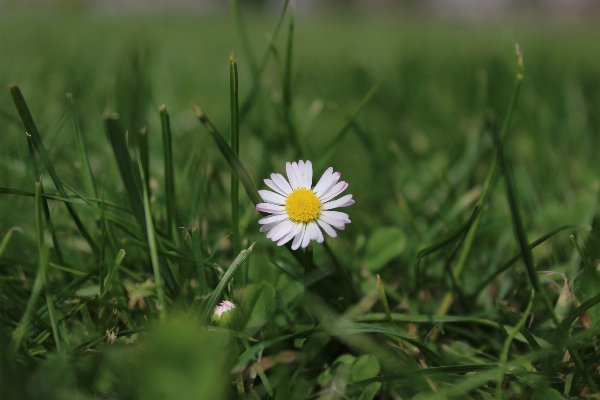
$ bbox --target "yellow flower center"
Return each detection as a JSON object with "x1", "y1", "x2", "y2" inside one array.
[{"x1": 285, "y1": 188, "x2": 321, "y2": 222}]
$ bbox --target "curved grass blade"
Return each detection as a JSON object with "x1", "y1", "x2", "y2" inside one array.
[
  {"x1": 496, "y1": 289, "x2": 534, "y2": 398},
  {"x1": 415, "y1": 205, "x2": 481, "y2": 262},
  {"x1": 193, "y1": 105, "x2": 262, "y2": 206},
  {"x1": 9, "y1": 84, "x2": 98, "y2": 257},
  {"x1": 316, "y1": 79, "x2": 384, "y2": 171},
  {"x1": 240, "y1": 0, "x2": 290, "y2": 120},
  {"x1": 472, "y1": 225, "x2": 582, "y2": 298},
  {"x1": 201, "y1": 243, "x2": 255, "y2": 324},
  {"x1": 11, "y1": 181, "x2": 48, "y2": 353},
  {"x1": 25, "y1": 133, "x2": 66, "y2": 267}
]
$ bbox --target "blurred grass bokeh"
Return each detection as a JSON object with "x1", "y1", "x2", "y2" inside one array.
[{"x1": 1, "y1": 2, "x2": 600, "y2": 399}]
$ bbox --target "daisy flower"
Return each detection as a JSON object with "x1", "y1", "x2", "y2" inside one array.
[{"x1": 256, "y1": 160, "x2": 354, "y2": 250}]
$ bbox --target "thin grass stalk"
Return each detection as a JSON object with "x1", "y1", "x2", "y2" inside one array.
[
  {"x1": 11, "y1": 181, "x2": 48, "y2": 353},
  {"x1": 229, "y1": 0, "x2": 258, "y2": 77},
  {"x1": 240, "y1": 0, "x2": 290, "y2": 120},
  {"x1": 496, "y1": 289, "x2": 534, "y2": 399},
  {"x1": 230, "y1": 53, "x2": 242, "y2": 259},
  {"x1": 139, "y1": 127, "x2": 150, "y2": 198},
  {"x1": 137, "y1": 155, "x2": 166, "y2": 318},
  {"x1": 9, "y1": 84, "x2": 98, "y2": 257},
  {"x1": 570, "y1": 234, "x2": 600, "y2": 284},
  {"x1": 0, "y1": 227, "x2": 20, "y2": 259},
  {"x1": 192, "y1": 225, "x2": 209, "y2": 296},
  {"x1": 66, "y1": 93, "x2": 97, "y2": 199},
  {"x1": 159, "y1": 105, "x2": 177, "y2": 242},
  {"x1": 436, "y1": 44, "x2": 525, "y2": 317},
  {"x1": 281, "y1": 4, "x2": 307, "y2": 158},
  {"x1": 25, "y1": 134, "x2": 65, "y2": 267}
]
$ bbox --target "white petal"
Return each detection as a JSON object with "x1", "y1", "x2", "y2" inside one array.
[
  {"x1": 271, "y1": 173, "x2": 293, "y2": 195},
  {"x1": 319, "y1": 213, "x2": 346, "y2": 230},
  {"x1": 268, "y1": 220, "x2": 296, "y2": 241},
  {"x1": 279, "y1": 223, "x2": 303, "y2": 247},
  {"x1": 317, "y1": 219, "x2": 337, "y2": 238},
  {"x1": 260, "y1": 220, "x2": 283, "y2": 232},
  {"x1": 307, "y1": 221, "x2": 319, "y2": 240},
  {"x1": 319, "y1": 181, "x2": 348, "y2": 203},
  {"x1": 312, "y1": 167, "x2": 333, "y2": 194},
  {"x1": 320, "y1": 210, "x2": 351, "y2": 223},
  {"x1": 256, "y1": 203, "x2": 286, "y2": 213},
  {"x1": 291, "y1": 224, "x2": 306, "y2": 250},
  {"x1": 298, "y1": 160, "x2": 306, "y2": 188},
  {"x1": 314, "y1": 171, "x2": 341, "y2": 197},
  {"x1": 304, "y1": 160, "x2": 313, "y2": 189},
  {"x1": 259, "y1": 190, "x2": 287, "y2": 205},
  {"x1": 301, "y1": 227, "x2": 312, "y2": 248},
  {"x1": 259, "y1": 213, "x2": 289, "y2": 225},
  {"x1": 264, "y1": 179, "x2": 286, "y2": 196},
  {"x1": 322, "y1": 194, "x2": 354, "y2": 210},
  {"x1": 315, "y1": 224, "x2": 324, "y2": 243},
  {"x1": 286, "y1": 162, "x2": 300, "y2": 190},
  {"x1": 292, "y1": 162, "x2": 304, "y2": 189}
]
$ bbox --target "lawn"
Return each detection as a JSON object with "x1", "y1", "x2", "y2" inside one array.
[{"x1": 1, "y1": 3, "x2": 600, "y2": 399}]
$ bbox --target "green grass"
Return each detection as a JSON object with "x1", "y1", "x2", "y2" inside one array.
[{"x1": 1, "y1": 4, "x2": 600, "y2": 399}]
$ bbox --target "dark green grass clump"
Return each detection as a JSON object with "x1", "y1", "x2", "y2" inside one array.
[{"x1": 1, "y1": 3, "x2": 600, "y2": 399}]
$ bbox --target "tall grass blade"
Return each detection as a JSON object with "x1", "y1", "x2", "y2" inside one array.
[
  {"x1": 137, "y1": 154, "x2": 167, "y2": 318},
  {"x1": 230, "y1": 53, "x2": 242, "y2": 258},
  {"x1": 9, "y1": 84, "x2": 98, "y2": 257},
  {"x1": 11, "y1": 181, "x2": 48, "y2": 353},
  {"x1": 159, "y1": 105, "x2": 177, "y2": 241},
  {"x1": 104, "y1": 114, "x2": 178, "y2": 296}
]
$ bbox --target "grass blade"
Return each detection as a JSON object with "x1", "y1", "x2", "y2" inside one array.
[
  {"x1": 9, "y1": 84, "x2": 98, "y2": 257},
  {"x1": 25, "y1": 133, "x2": 66, "y2": 267},
  {"x1": 489, "y1": 46, "x2": 558, "y2": 325},
  {"x1": 192, "y1": 224, "x2": 209, "y2": 296},
  {"x1": 104, "y1": 114, "x2": 178, "y2": 297},
  {"x1": 193, "y1": 105, "x2": 262, "y2": 206},
  {"x1": 104, "y1": 113, "x2": 146, "y2": 231},
  {"x1": 316, "y1": 79, "x2": 383, "y2": 171},
  {"x1": 230, "y1": 53, "x2": 242, "y2": 258},
  {"x1": 159, "y1": 105, "x2": 177, "y2": 241},
  {"x1": 137, "y1": 154, "x2": 167, "y2": 318},
  {"x1": 11, "y1": 181, "x2": 48, "y2": 353},
  {"x1": 66, "y1": 93, "x2": 97, "y2": 199},
  {"x1": 472, "y1": 225, "x2": 582, "y2": 298},
  {"x1": 415, "y1": 205, "x2": 481, "y2": 261},
  {"x1": 201, "y1": 243, "x2": 255, "y2": 323}
]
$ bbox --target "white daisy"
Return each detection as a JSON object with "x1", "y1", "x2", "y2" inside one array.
[{"x1": 256, "y1": 160, "x2": 354, "y2": 250}]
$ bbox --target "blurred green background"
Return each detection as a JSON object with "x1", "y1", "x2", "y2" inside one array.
[{"x1": 1, "y1": 1, "x2": 600, "y2": 398}]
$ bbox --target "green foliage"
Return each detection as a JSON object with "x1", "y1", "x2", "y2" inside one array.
[{"x1": 0, "y1": 4, "x2": 600, "y2": 400}]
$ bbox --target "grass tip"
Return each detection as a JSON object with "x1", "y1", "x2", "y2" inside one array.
[
  {"x1": 230, "y1": 52, "x2": 235, "y2": 61},
  {"x1": 159, "y1": 104, "x2": 166, "y2": 112},
  {"x1": 376, "y1": 274, "x2": 382, "y2": 290},
  {"x1": 8, "y1": 83, "x2": 18, "y2": 91},
  {"x1": 66, "y1": 92, "x2": 72, "y2": 99},
  {"x1": 102, "y1": 110, "x2": 119, "y2": 120},
  {"x1": 192, "y1": 103, "x2": 204, "y2": 118},
  {"x1": 247, "y1": 242, "x2": 256, "y2": 252}
]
